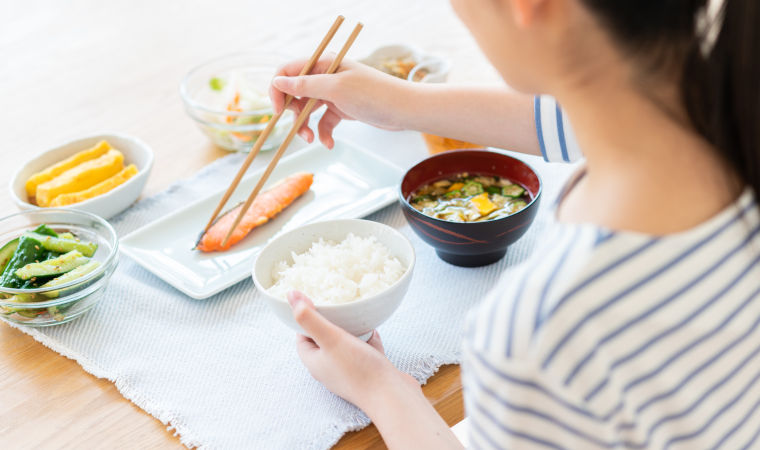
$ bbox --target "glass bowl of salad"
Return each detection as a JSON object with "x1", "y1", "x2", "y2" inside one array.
[
  {"x1": 180, "y1": 52, "x2": 295, "y2": 152},
  {"x1": 0, "y1": 209, "x2": 119, "y2": 326}
]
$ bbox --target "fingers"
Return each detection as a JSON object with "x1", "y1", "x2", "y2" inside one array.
[
  {"x1": 275, "y1": 57, "x2": 336, "y2": 78},
  {"x1": 270, "y1": 56, "x2": 356, "y2": 114},
  {"x1": 295, "y1": 333, "x2": 318, "y2": 356},
  {"x1": 288, "y1": 291, "x2": 341, "y2": 346},
  {"x1": 367, "y1": 330, "x2": 385, "y2": 353},
  {"x1": 298, "y1": 126, "x2": 315, "y2": 143},
  {"x1": 286, "y1": 97, "x2": 316, "y2": 142},
  {"x1": 269, "y1": 81, "x2": 286, "y2": 115},
  {"x1": 295, "y1": 334, "x2": 323, "y2": 370},
  {"x1": 270, "y1": 58, "x2": 319, "y2": 114},
  {"x1": 317, "y1": 108, "x2": 343, "y2": 149},
  {"x1": 271, "y1": 73, "x2": 335, "y2": 103},
  {"x1": 269, "y1": 96, "x2": 320, "y2": 143},
  {"x1": 269, "y1": 60, "x2": 309, "y2": 114}
]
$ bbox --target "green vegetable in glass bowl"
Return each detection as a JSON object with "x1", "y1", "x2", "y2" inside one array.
[{"x1": 0, "y1": 209, "x2": 118, "y2": 326}]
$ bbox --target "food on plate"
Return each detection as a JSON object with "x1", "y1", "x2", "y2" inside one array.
[
  {"x1": 267, "y1": 233, "x2": 406, "y2": 304},
  {"x1": 196, "y1": 172, "x2": 314, "y2": 252},
  {"x1": 49, "y1": 164, "x2": 138, "y2": 206},
  {"x1": 27, "y1": 140, "x2": 140, "y2": 207},
  {"x1": 409, "y1": 173, "x2": 529, "y2": 222},
  {"x1": 0, "y1": 224, "x2": 100, "y2": 321}
]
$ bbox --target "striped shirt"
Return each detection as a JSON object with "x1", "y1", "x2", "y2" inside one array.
[
  {"x1": 461, "y1": 96, "x2": 760, "y2": 449},
  {"x1": 534, "y1": 95, "x2": 583, "y2": 163}
]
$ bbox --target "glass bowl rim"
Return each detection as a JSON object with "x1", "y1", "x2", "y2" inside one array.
[
  {"x1": 184, "y1": 105, "x2": 294, "y2": 130},
  {"x1": 0, "y1": 208, "x2": 119, "y2": 298},
  {"x1": 179, "y1": 51, "x2": 291, "y2": 117},
  {"x1": 0, "y1": 264, "x2": 116, "y2": 309}
]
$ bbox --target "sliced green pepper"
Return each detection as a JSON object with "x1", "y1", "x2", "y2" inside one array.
[
  {"x1": 462, "y1": 181, "x2": 484, "y2": 196},
  {"x1": 502, "y1": 184, "x2": 526, "y2": 198}
]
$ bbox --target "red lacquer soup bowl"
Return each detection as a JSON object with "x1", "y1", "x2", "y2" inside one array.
[{"x1": 399, "y1": 150, "x2": 542, "y2": 267}]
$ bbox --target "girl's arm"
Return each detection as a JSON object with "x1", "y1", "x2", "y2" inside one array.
[
  {"x1": 270, "y1": 57, "x2": 541, "y2": 155},
  {"x1": 404, "y1": 83, "x2": 541, "y2": 155},
  {"x1": 287, "y1": 291, "x2": 463, "y2": 450},
  {"x1": 361, "y1": 376, "x2": 464, "y2": 450}
]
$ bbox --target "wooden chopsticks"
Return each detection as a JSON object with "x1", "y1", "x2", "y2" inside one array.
[
  {"x1": 201, "y1": 15, "x2": 345, "y2": 234},
  {"x1": 219, "y1": 21, "x2": 363, "y2": 247}
]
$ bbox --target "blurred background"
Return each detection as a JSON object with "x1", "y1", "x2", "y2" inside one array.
[{"x1": 1, "y1": 0, "x2": 501, "y2": 204}]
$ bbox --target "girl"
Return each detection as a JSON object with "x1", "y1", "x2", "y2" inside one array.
[{"x1": 270, "y1": 0, "x2": 760, "y2": 448}]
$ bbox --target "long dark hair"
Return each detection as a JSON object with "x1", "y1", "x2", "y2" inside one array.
[{"x1": 581, "y1": 0, "x2": 760, "y2": 198}]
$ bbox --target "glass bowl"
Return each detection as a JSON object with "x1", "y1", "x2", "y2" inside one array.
[
  {"x1": 180, "y1": 52, "x2": 295, "y2": 152},
  {"x1": 0, "y1": 209, "x2": 119, "y2": 326}
]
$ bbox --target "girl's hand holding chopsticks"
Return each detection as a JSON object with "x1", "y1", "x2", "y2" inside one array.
[
  {"x1": 270, "y1": 57, "x2": 545, "y2": 157},
  {"x1": 269, "y1": 58, "x2": 410, "y2": 149}
]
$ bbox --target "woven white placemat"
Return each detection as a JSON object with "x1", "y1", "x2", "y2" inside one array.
[{"x1": 7, "y1": 147, "x2": 574, "y2": 449}]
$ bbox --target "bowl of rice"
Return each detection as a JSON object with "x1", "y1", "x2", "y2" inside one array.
[{"x1": 252, "y1": 219, "x2": 415, "y2": 340}]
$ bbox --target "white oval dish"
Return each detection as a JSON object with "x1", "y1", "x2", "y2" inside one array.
[
  {"x1": 252, "y1": 219, "x2": 415, "y2": 340},
  {"x1": 10, "y1": 133, "x2": 154, "y2": 220},
  {"x1": 360, "y1": 44, "x2": 451, "y2": 83}
]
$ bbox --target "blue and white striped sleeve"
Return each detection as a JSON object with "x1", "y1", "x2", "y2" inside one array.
[
  {"x1": 534, "y1": 95, "x2": 583, "y2": 163},
  {"x1": 462, "y1": 352, "x2": 621, "y2": 450}
]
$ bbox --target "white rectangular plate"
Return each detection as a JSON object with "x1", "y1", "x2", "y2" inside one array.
[{"x1": 120, "y1": 139, "x2": 403, "y2": 299}]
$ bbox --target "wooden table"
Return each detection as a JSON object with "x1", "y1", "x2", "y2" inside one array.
[{"x1": 0, "y1": 2, "x2": 500, "y2": 448}]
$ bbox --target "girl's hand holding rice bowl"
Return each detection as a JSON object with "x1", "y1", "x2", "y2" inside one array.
[{"x1": 252, "y1": 219, "x2": 415, "y2": 340}]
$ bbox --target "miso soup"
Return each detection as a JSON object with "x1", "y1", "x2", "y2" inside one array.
[{"x1": 409, "y1": 173, "x2": 529, "y2": 222}]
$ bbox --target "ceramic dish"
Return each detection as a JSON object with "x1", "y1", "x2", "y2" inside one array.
[
  {"x1": 360, "y1": 44, "x2": 451, "y2": 83},
  {"x1": 10, "y1": 133, "x2": 154, "y2": 220},
  {"x1": 0, "y1": 209, "x2": 119, "y2": 326},
  {"x1": 120, "y1": 139, "x2": 404, "y2": 299},
  {"x1": 399, "y1": 149, "x2": 542, "y2": 267},
  {"x1": 252, "y1": 219, "x2": 415, "y2": 340}
]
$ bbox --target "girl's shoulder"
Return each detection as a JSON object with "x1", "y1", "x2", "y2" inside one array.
[{"x1": 465, "y1": 221, "x2": 627, "y2": 360}]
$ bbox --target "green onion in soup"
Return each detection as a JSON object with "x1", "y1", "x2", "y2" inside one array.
[{"x1": 410, "y1": 173, "x2": 529, "y2": 223}]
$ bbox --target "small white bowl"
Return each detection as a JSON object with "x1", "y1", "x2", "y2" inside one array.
[
  {"x1": 360, "y1": 44, "x2": 451, "y2": 83},
  {"x1": 10, "y1": 133, "x2": 154, "y2": 220},
  {"x1": 252, "y1": 219, "x2": 415, "y2": 340}
]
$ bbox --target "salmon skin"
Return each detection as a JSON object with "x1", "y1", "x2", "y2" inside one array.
[{"x1": 196, "y1": 172, "x2": 313, "y2": 252}]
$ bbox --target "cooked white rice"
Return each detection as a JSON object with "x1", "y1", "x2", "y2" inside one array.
[{"x1": 267, "y1": 233, "x2": 406, "y2": 304}]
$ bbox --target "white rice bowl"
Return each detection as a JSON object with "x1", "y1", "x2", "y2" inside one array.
[{"x1": 267, "y1": 233, "x2": 406, "y2": 304}]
